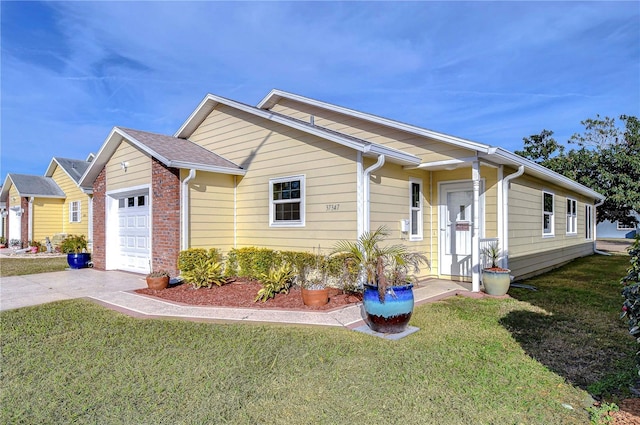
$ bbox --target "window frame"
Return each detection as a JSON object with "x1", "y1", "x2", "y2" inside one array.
[
  {"x1": 409, "y1": 178, "x2": 423, "y2": 241},
  {"x1": 542, "y1": 191, "x2": 555, "y2": 237},
  {"x1": 269, "y1": 175, "x2": 305, "y2": 227},
  {"x1": 585, "y1": 204, "x2": 593, "y2": 240},
  {"x1": 69, "y1": 200, "x2": 81, "y2": 223},
  {"x1": 566, "y1": 198, "x2": 577, "y2": 235}
]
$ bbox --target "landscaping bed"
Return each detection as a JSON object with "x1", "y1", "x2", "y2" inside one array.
[{"x1": 135, "y1": 279, "x2": 362, "y2": 310}]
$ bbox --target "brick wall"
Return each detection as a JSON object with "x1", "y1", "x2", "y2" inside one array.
[
  {"x1": 92, "y1": 167, "x2": 107, "y2": 270},
  {"x1": 151, "y1": 158, "x2": 180, "y2": 276},
  {"x1": 21, "y1": 197, "x2": 29, "y2": 247}
]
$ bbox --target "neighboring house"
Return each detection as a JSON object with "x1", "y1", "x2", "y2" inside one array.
[
  {"x1": 0, "y1": 156, "x2": 93, "y2": 248},
  {"x1": 597, "y1": 212, "x2": 639, "y2": 239},
  {"x1": 79, "y1": 89, "x2": 605, "y2": 291}
]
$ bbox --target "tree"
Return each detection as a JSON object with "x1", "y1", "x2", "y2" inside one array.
[{"x1": 516, "y1": 115, "x2": 640, "y2": 224}]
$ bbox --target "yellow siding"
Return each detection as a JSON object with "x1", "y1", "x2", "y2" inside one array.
[
  {"x1": 189, "y1": 105, "x2": 358, "y2": 253},
  {"x1": 270, "y1": 99, "x2": 477, "y2": 163},
  {"x1": 507, "y1": 172, "x2": 594, "y2": 278},
  {"x1": 32, "y1": 198, "x2": 64, "y2": 243},
  {"x1": 187, "y1": 171, "x2": 235, "y2": 250},
  {"x1": 51, "y1": 166, "x2": 90, "y2": 236},
  {"x1": 106, "y1": 140, "x2": 151, "y2": 191},
  {"x1": 368, "y1": 161, "x2": 435, "y2": 278}
]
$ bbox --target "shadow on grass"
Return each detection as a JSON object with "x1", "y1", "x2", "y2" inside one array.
[{"x1": 498, "y1": 255, "x2": 636, "y2": 398}]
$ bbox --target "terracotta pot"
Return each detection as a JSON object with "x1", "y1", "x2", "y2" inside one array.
[
  {"x1": 301, "y1": 288, "x2": 329, "y2": 306},
  {"x1": 146, "y1": 276, "x2": 170, "y2": 290}
]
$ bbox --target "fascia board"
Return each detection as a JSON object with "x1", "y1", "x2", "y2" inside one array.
[
  {"x1": 166, "y1": 161, "x2": 247, "y2": 176},
  {"x1": 44, "y1": 158, "x2": 58, "y2": 178},
  {"x1": 365, "y1": 144, "x2": 421, "y2": 166},
  {"x1": 258, "y1": 89, "x2": 492, "y2": 153},
  {"x1": 174, "y1": 95, "x2": 219, "y2": 138},
  {"x1": 20, "y1": 194, "x2": 66, "y2": 199},
  {"x1": 492, "y1": 148, "x2": 605, "y2": 201},
  {"x1": 0, "y1": 176, "x2": 13, "y2": 201},
  {"x1": 79, "y1": 127, "x2": 128, "y2": 187}
]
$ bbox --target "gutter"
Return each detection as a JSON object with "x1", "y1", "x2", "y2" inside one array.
[
  {"x1": 593, "y1": 198, "x2": 611, "y2": 256},
  {"x1": 362, "y1": 155, "x2": 385, "y2": 234},
  {"x1": 501, "y1": 165, "x2": 525, "y2": 269},
  {"x1": 181, "y1": 169, "x2": 196, "y2": 251}
]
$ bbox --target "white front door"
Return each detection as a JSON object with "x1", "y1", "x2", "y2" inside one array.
[
  {"x1": 439, "y1": 182, "x2": 483, "y2": 277},
  {"x1": 8, "y1": 208, "x2": 21, "y2": 243},
  {"x1": 116, "y1": 194, "x2": 150, "y2": 274}
]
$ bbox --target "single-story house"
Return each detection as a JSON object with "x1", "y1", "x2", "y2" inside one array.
[
  {"x1": 1, "y1": 156, "x2": 93, "y2": 248},
  {"x1": 78, "y1": 89, "x2": 605, "y2": 291},
  {"x1": 597, "y1": 212, "x2": 639, "y2": 239}
]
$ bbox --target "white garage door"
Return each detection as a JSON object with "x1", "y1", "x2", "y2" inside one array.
[{"x1": 117, "y1": 194, "x2": 150, "y2": 273}]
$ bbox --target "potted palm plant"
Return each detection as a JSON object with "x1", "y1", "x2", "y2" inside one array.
[
  {"x1": 481, "y1": 242, "x2": 511, "y2": 296},
  {"x1": 333, "y1": 226, "x2": 429, "y2": 333},
  {"x1": 59, "y1": 234, "x2": 91, "y2": 269}
]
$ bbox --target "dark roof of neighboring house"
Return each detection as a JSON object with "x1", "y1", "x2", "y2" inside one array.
[
  {"x1": 2, "y1": 174, "x2": 65, "y2": 199},
  {"x1": 52, "y1": 157, "x2": 91, "y2": 183},
  {"x1": 118, "y1": 128, "x2": 243, "y2": 171}
]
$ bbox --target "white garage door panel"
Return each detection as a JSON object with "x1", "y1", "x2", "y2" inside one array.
[{"x1": 116, "y1": 194, "x2": 150, "y2": 274}]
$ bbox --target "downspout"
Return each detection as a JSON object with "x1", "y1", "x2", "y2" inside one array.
[
  {"x1": 472, "y1": 161, "x2": 481, "y2": 292},
  {"x1": 181, "y1": 169, "x2": 196, "y2": 251},
  {"x1": 233, "y1": 175, "x2": 237, "y2": 248},
  {"x1": 356, "y1": 152, "x2": 364, "y2": 238},
  {"x1": 429, "y1": 171, "x2": 434, "y2": 275},
  {"x1": 28, "y1": 197, "x2": 34, "y2": 243},
  {"x1": 363, "y1": 154, "x2": 385, "y2": 234},
  {"x1": 501, "y1": 165, "x2": 525, "y2": 270},
  {"x1": 593, "y1": 198, "x2": 610, "y2": 256}
]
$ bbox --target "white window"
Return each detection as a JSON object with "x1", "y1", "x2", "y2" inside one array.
[
  {"x1": 409, "y1": 178, "x2": 423, "y2": 240},
  {"x1": 543, "y1": 191, "x2": 554, "y2": 236},
  {"x1": 69, "y1": 201, "x2": 81, "y2": 223},
  {"x1": 566, "y1": 198, "x2": 577, "y2": 234},
  {"x1": 585, "y1": 204, "x2": 593, "y2": 240},
  {"x1": 269, "y1": 175, "x2": 305, "y2": 227}
]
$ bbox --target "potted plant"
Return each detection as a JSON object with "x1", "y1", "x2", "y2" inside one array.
[
  {"x1": 333, "y1": 226, "x2": 429, "y2": 333},
  {"x1": 481, "y1": 242, "x2": 511, "y2": 296},
  {"x1": 297, "y1": 260, "x2": 331, "y2": 307},
  {"x1": 0, "y1": 237, "x2": 6, "y2": 248},
  {"x1": 59, "y1": 234, "x2": 91, "y2": 269},
  {"x1": 146, "y1": 270, "x2": 170, "y2": 290}
]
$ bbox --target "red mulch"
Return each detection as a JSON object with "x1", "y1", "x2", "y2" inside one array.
[
  {"x1": 611, "y1": 398, "x2": 640, "y2": 424},
  {"x1": 135, "y1": 279, "x2": 362, "y2": 311}
]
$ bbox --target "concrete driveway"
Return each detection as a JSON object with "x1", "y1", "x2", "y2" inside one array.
[{"x1": 1, "y1": 269, "x2": 146, "y2": 311}]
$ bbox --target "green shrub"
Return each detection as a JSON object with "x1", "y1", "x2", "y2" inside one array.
[
  {"x1": 178, "y1": 248, "x2": 221, "y2": 272},
  {"x1": 255, "y1": 263, "x2": 293, "y2": 302},
  {"x1": 178, "y1": 248, "x2": 225, "y2": 289},
  {"x1": 621, "y1": 236, "x2": 640, "y2": 374},
  {"x1": 58, "y1": 235, "x2": 88, "y2": 254},
  {"x1": 231, "y1": 247, "x2": 281, "y2": 280},
  {"x1": 181, "y1": 257, "x2": 225, "y2": 289}
]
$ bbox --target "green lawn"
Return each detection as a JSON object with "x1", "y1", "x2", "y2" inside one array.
[
  {"x1": 0, "y1": 254, "x2": 634, "y2": 424},
  {"x1": 0, "y1": 256, "x2": 68, "y2": 277}
]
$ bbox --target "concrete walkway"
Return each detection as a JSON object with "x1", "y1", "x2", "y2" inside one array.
[{"x1": 0, "y1": 268, "x2": 470, "y2": 329}]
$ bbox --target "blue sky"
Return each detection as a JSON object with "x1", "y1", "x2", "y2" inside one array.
[{"x1": 1, "y1": 1, "x2": 638, "y2": 182}]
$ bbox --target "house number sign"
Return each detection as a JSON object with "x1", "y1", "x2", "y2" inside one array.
[{"x1": 326, "y1": 204, "x2": 340, "y2": 211}]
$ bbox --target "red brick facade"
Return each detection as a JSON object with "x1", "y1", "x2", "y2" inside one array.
[
  {"x1": 151, "y1": 158, "x2": 181, "y2": 276},
  {"x1": 90, "y1": 158, "x2": 180, "y2": 275},
  {"x1": 92, "y1": 167, "x2": 107, "y2": 270},
  {"x1": 20, "y1": 197, "x2": 29, "y2": 247}
]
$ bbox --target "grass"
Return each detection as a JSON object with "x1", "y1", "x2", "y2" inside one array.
[
  {"x1": 0, "y1": 254, "x2": 635, "y2": 424},
  {"x1": 0, "y1": 256, "x2": 68, "y2": 277}
]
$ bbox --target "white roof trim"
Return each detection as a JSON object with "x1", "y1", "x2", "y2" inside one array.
[
  {"x1": 166, "y1": 161, "x2": 247, "y2": 176},
  {"x1": 258, "y1": 89, "x2": 492, "y2": 153},
  {"x1": 175, "y1": 94, "x2": 421, "y2": 166}
]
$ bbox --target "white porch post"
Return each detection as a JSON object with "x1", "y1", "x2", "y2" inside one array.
[{"x1": 471, "y1": 161, "x2": 481, "y2": 292}]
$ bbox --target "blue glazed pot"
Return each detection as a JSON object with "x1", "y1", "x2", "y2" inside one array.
[
  {"x1": 363, "y1": 283, "x2": 414, "y2": 333},
  {"x1": 67, "y1": 253, "x2": 91, "y2": 269}
]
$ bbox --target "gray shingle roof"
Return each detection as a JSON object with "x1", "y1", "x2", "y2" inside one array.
[
  {"x1": 53, "y1": 157, "x2": 91, "y2": 183},
  {"x1": 119, "y1": 128, "x2": 243, "y2": 171},
  {"x1": 8, "y1": 174, "x2": 65, "y2": 198}
]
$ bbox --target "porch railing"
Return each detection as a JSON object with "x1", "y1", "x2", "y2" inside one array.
[{"x1": 479, "y1": 237, "x2": 500, "y2": 269}]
